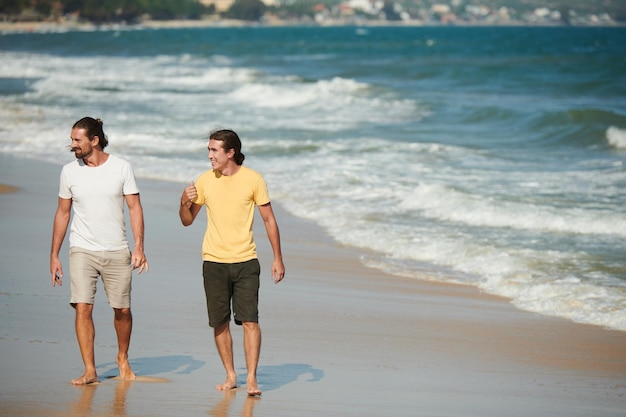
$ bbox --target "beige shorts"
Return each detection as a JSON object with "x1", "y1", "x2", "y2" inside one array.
[{"x1": 69, "y1": 247, "x2": 132, "y2": 309}]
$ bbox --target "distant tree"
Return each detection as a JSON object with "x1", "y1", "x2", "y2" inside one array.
[
  {"x1": 0, "y1": 0, "x2": 57, "y2": 18},
  {"x1": 62, "y1": 0, "x2": 84, "y2": 14},
  {"x1": 224, "y1": 0, "x2": 266, "y2": 21},
  {"x1": 0, "y1": 0, "x2": 24, "y2": 14},
  {"x1": 76, "y1": 0, "x2": 121, "y2": 22},
  {"x1": 144, "y1": 0, "x2": 206, "y2": 20},
  {"x1": 382, "y1": 0, "x2": 401, "y2": 20},
  {"x1": 59, "y1": 0, "x2": 207, "y2": 22},
  {"x1": 613, "y1": 3, "x2": 626, "y2": 22},
  {"x1": 269, "y1": 0, "x2": 322, "y2": 19},
  {"x1": 559, "y1": 5, "x2": 571, "y2": 25}
]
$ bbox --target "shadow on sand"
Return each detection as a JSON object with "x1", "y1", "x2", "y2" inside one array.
[
  {"x1": 98, "y1": 355, "x2": 205, "y2": 378},
  {"x1": 254, "y1": 363, "x2": 324, "y2": 392},
  {"x1": 97, "y1": 357, "x2": 322, "y2": 393}
]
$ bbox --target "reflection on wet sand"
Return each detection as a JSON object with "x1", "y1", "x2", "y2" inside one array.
[
  {"x1": 209, "y1": 389, "x2": 260, "y2": 417},
  {"x1": 71, "y1": 384, "x2": 98, "y2": 417},
  {"x1": 70, "y1": 381, "x2": 132, "y2": 417},
  {"x1": 69, "y1": 376, "x2": 170, "y2": 417},
  {"x1": 67, "y1": 378, "x2": 261, "y2": 417}
]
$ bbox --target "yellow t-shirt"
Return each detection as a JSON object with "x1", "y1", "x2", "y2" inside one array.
[{"x1": 193, "y1": 166, "x2": 270, "y2": 263}]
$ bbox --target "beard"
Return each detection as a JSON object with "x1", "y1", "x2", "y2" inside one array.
[{"x1": 71, "y1": 146, "x2": 93, "y2": 159}]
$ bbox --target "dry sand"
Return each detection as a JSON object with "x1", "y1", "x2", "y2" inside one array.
[{"x1": 1, "y1": 152, "x2": 625, "y2": 417}]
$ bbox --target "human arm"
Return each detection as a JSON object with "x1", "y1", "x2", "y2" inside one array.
[
  {"x1": 258, "y1": 202, "x2": 285, "y2": 284},
  {"x1": 126, "y1": 193, "x2": 149, "y2": 274},
  {"x1": 50, "y1": 197, "x2": 72, "y2": 287},
  {"x1": 179, "y1": 181, "x2": 202, "y2": 226}
]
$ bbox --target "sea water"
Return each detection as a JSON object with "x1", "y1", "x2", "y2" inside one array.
[{"x1": 1, "y1": 25, "x2": 625, "y2": 331}]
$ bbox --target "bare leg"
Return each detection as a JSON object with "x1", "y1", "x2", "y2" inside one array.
[
  {"x1": 72, "y1": 303, "x2": 98, "y2": 385},
  {"x1": 242, "y1": 322, "x2": 262, "y2": 396},
  {"x1": 113, "y1": 307, "x2": 136, "y2": 380},
  {"x1": 214, "y1": 321, "x2": 237, "y2": 390}
]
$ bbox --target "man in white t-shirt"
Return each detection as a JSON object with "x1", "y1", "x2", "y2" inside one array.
[{"x1": 50, "y1": 117, "x2": 149, "y2": 385}]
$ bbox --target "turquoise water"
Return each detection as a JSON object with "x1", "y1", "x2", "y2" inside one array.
[{"x1": 1, "y1": 25, "x2": 625, "y2": 330}]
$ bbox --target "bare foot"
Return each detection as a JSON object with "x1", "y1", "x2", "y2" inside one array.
[
  {"x1": 71, "y1": 373, "x2": 98, "y2": 385},
  {"x1": 246, "y1": 379, "x2": 262, "y2": 396},
  {"x1": 117, "y1": 355, "x2": 136, "y2": 381},
  {"x1": 215, "y1": 377, "x2": 237, "y2": 391}
]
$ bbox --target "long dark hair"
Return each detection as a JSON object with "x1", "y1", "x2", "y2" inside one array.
[
  {"x1": 73, "y1": 117, "x2": 108, "y2": 150},
  {"x1": 210, "y1": 129, "x2": 245, "y2": 165}
]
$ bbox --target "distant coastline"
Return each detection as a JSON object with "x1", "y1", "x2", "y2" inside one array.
[{"x1": 1, "y1": 17, "x2": 624, "y2": 34}]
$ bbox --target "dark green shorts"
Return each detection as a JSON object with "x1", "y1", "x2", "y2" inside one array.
[{"x1": 202, "y1": 259, "x2": 260, "y2": 328}]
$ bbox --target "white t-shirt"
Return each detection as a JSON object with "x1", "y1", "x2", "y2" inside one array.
[{"x1": 59, "y1": 154, "x2": 139, "y2": 251}]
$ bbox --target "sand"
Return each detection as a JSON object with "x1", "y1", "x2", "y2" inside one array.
[{"x1": 1, "y1": 152, "x2": 625, "y2": 417}]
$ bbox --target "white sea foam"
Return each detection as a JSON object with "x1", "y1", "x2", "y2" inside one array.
[
  {"x1": 606, "y1": 126, "x2": 626, "y2": 149},
  {"x1": 247, "y1": 135, "x2": 626, "y2": 331},
  {"x1": 398, "y1": 183, "x2": 626, "y2": 237},
  {"x1": 1, "y1": 50, "x2": 422, "y2": 137}
]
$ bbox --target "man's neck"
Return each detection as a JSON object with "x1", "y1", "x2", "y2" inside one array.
[
  {"x1": 83, "y1": 150, "x2": 109, "y2": 167},
  {"x1": 219, "y1": 163, "x2": 241, "y2": 177}
]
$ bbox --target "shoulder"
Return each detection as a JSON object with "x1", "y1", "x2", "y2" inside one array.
[
  {"x1": 239, "y1": 167, "x2": 268, "y2": 196},
  {"x1": 107, "y1": 154, "x2": 132, "y2": 168},
  {"x1": 239, "y1": 166, "x2": 263, "y2": 180},
  {"x1": 105, "y1": 155, "x2": 136, "y2": 178},
  {"x1": 197, "y1": 169, "x2": 216, "y2": 182},
  {"x1": 231, "y1": 166, "x2": 265, "y2": 188},
  {"x1": 61, "y1": 159, "x2": 82, "y2": 174}
]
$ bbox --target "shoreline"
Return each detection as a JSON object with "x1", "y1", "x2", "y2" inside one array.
[
  {"x1": 1, "y1": 153, "x2": 625, "y2": 416},
  {"x1": 1, "y1": 18, "x2": 624, "y2": 34}
]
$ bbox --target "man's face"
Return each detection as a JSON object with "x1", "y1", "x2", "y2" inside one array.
[
  {"x1": 70, "y1": 128, "x2": 95, "y2": 160},
  {"x1": 208, "y1": 138, "x2": 233, "y2": 172}
]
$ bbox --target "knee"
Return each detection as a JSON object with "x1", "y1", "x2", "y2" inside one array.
[
  {"x1": 214, "y1": 320, "x2": 230, "y2": 336},
  {"x1": 242, "y1": 321, "x2": 260, "y2": 333},
  {"x1": 74, "y1": 303, "x2": 94, "y2": 318},
  {"x1": 114, "y1": 308, "x2": 132, "y2": 321}
]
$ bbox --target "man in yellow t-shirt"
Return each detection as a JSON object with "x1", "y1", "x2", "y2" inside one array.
[{"x1": 179, "y1": 129, "x2": 285, "y2": 396}]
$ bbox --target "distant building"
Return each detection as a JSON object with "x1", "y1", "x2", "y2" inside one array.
[
  {"x1": 199, "y1": 0, "x2": 234, "y2": 13},
  {"x1": 430, "y1": 4, "x2": 451, "y2": 15},
  {"x1": 200, "y1": 0, "x2": 277, "y2": 13}
]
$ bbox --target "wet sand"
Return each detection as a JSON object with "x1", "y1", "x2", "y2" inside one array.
[{"x1": 1, "y1": 153, "x2": 625, "y2": 417}]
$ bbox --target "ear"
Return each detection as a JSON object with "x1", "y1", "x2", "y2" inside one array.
[{"x1": 91, "y1": 135, "x2": 101, "y2": 148}]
